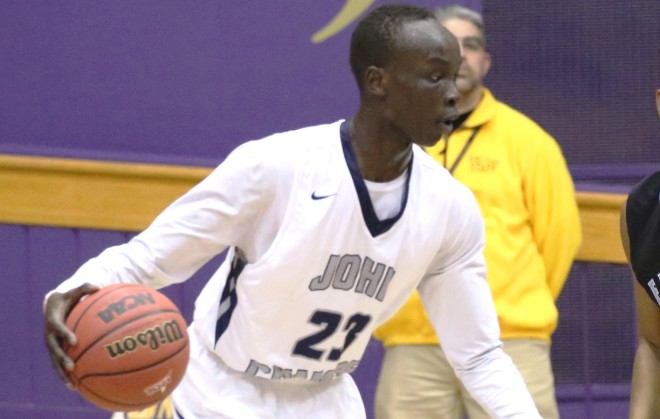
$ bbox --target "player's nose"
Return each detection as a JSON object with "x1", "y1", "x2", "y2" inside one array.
[{"x1": 445, "y1": 81, "x2": 459, "y2": 107}]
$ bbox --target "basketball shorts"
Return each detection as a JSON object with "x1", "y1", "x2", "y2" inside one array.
[{"x1": 172, "y1": 331, "x2": 366, "y2": 419}]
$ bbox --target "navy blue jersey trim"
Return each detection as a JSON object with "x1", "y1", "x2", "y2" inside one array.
[
  {"x1": 214, "y1": 251, "x2": 247, "y2": 343},
  {"x1": 340, "y1": 121, "x2": 411, "y2": 237}
]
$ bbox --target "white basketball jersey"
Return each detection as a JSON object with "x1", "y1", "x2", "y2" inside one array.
[
  {"x1": 54, "y1": 120, "x2": 541, "y2": 417},
  {"x1": 55, "y1": 120, "x2": 484, "y2": 383},
  {"x1": 188, "y1": 120, "x2": 481, "y2": 382}
]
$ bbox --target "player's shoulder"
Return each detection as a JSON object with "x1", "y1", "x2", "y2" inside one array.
[
  {"x1": 225, "y1": 120, "x2": 343, "y2": 165},
  {"x1": 626, "y1": 170, "x2": 660, "y2": 226},
  {"x1": 413, "y1": 146, "x2": 477, "y2": 202},
  {"x1": 413, "y1": 145, "x2": 449, "y2": 178},
  {"x1": 252, "y1": 120, "x2": 343, "y2": 151},
  {"x1": 415, "y1": 147, "x2": 455, "y2": 180},
  {"x1": 413, "y1": 148, "x2": 484, "y2": 244},
  {"x1": 629, "y1": 170, "x2": 660, "y2": 205}
]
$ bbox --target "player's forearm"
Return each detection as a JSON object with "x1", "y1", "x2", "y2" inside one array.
[
  {"x1": 51, "y1": 240, "x2": 177, "y2": 294},
  {"x1": 454, "y1": 347, "x2": 541, "y2": 418},
  {"x1": 629, "y1": 337, "x2": 660, "y2": 419},
  {"x1": 421, "y1": 265, "x2": 541, "y2": 417}
]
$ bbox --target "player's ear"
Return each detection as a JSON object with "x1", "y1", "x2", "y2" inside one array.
[{"x1": 365, "y1": 66, "x2": 386, "y2": 97}]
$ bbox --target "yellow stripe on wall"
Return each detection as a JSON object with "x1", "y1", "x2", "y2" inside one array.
[
  {"x1": 0, "y1": 154, "x2": 627, "y2": 263},
  {"x1": 576, "y1": 191, "x2": 626, "y2": 263},
  {"x1": 0, "y1": 154, "x2": 210, "y2": 232}
]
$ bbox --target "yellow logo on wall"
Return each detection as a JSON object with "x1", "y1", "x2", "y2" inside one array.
[{"x1": 311, "y1": 0, "x2": 375, "y2": 43}]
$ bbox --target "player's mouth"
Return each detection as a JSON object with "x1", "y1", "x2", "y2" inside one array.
[
  {"x1": 438, "y1": 113, "x2": 457, "y2": 135},
  {"x1": 439, "y1": 121, "x2": 452, "y2": 135}
]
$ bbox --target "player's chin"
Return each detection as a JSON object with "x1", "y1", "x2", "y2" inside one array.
[
  {"x1": 410, "y1": 122, "x2": 451, "y2": 147},
  {"x1": 422, "y1": 123, "x2": 451, "y2": 145},
  {"x1": 416, "y1": 133, "x2": 444, "y2": 147}
]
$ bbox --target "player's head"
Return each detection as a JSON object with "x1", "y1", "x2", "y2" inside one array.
[
  {"x1": 350, "y1": 4, "x2": 461, "y2": 146},
  {"x1": 350, "y1": 5, "x2": 435, "y2": 93},
  {"x1": 435, "y1": 5, "x2": 491, "y2": 96}
]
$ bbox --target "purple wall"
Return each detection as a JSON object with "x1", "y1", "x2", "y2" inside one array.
[
  {"x1": 483, "y1": 0, "x2": 660, "y2": 171},
  {"x1": 1, "y1": 0, "x2": 480, "y2": 166}
]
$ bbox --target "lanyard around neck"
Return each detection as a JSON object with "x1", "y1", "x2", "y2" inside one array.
[{"x1": 444, "y1": 126, "x2": 481, "y2": 174}]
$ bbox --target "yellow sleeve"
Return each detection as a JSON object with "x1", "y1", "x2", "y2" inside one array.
[{"x1": 523, "y1": 133, "x2": 582, "y2": 300}]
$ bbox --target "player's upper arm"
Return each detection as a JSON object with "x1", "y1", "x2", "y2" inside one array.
[
  {"x1": 426, "y1": 184, "x2": 486, "y2": 277},
  {"x1": 416, "y1": 184, "x2": 496, "y2": 362}
]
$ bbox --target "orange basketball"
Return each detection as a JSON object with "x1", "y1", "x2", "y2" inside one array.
[{"x1": 64, "y1": 283, "x2": 190, "y2": 412}]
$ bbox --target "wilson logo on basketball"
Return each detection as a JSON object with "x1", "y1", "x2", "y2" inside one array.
[
  {"x1": 97, "y1": 291, "x2": 157, "y2": 323},
  {"x1": 104, "y1": 319, "x2": 186, "y2": 359}
]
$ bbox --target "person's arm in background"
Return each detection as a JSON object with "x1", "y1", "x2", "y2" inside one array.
[
  {"x1": 620, "y1": 202, "x2": 660, "y2": 418},
  {"x1": 524, "y1": 132, "x2": 582, "y2": 300}
]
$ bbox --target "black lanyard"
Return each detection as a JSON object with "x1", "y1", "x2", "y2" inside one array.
[{"x1": 444, "y1": 126, "x2": 481, "y2": 174}]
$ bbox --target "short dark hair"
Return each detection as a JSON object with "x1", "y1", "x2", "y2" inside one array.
[{"x1": 350, "y1": 4, "x2": 434, "y2": 92}]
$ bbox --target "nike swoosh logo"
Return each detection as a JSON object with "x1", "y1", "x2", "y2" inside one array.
[{"x1": 311, "y1": 192, "x2": 337, "y2": 200}]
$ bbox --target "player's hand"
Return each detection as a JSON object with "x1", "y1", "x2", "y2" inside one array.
[{"x1": 43, "y1": 283, "x2": 100, "y2": 389}]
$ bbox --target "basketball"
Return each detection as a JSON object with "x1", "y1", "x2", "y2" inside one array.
[{"x1": 64, "y1": 283, "x2": 190, "y2": 412}]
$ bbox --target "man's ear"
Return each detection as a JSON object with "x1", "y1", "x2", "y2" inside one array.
[
  {"x1": 365, "y1": 66, "x2": 386, "y2": 97},
  {"x1": 482, "y1": 51, "x2": 492, "y2": 78}
]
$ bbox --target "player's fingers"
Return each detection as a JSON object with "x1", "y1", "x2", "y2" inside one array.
[
  {"x1": 43, "y1": 283, "x2": 100, "y2": 390},
  {"x1": 44, "y1": 331, "x2": 75, "y2": 389},
  {"x1": 45, "y1": 283, "x2": 100, "y2": 345},
  {"x1": 44, "y1": 315, "x2": 76, "y2": 359},
  {"x1": 44, "y1": 313, "x2": 75, "y2": 370},
  {"x1": 65, "y1": 283, "x2": 100, "y2": 312},
  {"x1": 45, "y1": 295, "x2": 77, "y2": 345}
]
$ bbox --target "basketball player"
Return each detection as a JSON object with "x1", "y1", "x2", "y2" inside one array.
[
  {"x1": 44, "y1": 4, "x2": 540, "y2": 418},
  {"x1": 619, "y1": 88, "x2": 660, "y2": 419}
]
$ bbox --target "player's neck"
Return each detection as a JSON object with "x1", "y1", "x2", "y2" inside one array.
[{"x1": 347, "y1": 114, "x2": 412, "y2": 183}]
